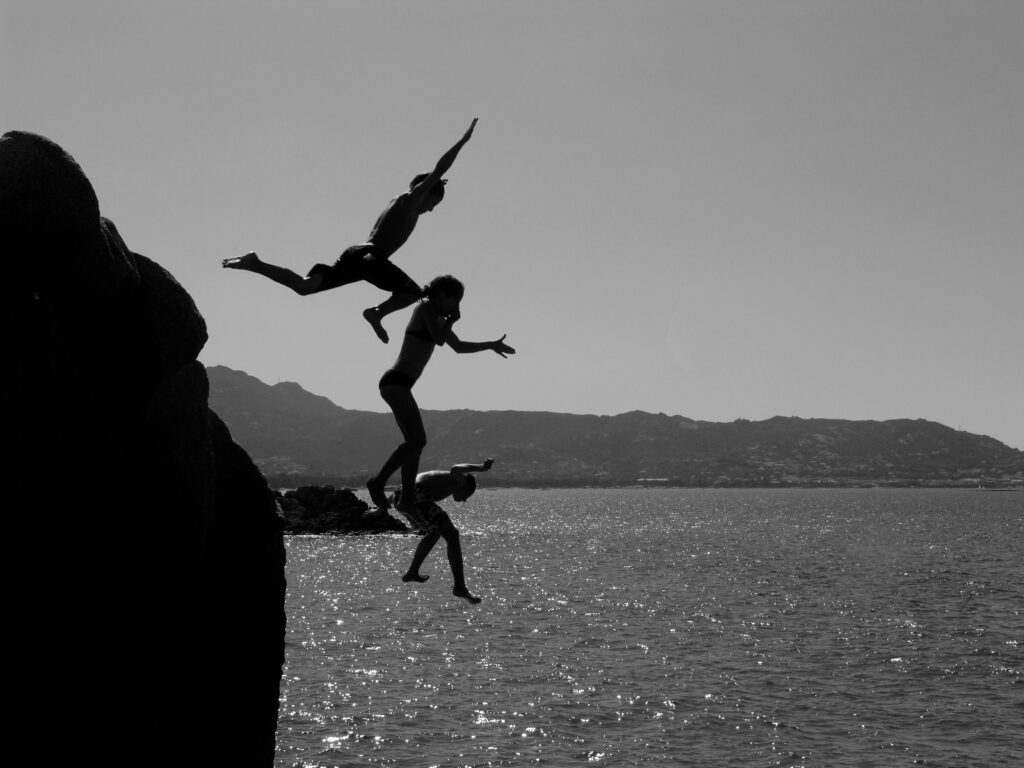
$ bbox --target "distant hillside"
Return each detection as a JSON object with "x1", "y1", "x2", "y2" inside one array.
[{"x1": 207, "y1": 366, "x2": 1024, "y2": 488}]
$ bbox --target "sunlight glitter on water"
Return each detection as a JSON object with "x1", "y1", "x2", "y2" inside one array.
[{"x1": 276, "y1": 488, "x2": 1023, "y2": 768}]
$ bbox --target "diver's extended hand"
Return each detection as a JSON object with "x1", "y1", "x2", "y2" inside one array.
[{"x1": 491, "y1": 335, "x2": 515, "y2": 358}]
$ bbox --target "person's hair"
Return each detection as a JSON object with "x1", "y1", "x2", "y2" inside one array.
[
  {"x1": 424, "y1": 274, "x2": 464, "y2": 302},
  {"x1": 410, "y1": 173, "x2": 446, "y2": 199}
]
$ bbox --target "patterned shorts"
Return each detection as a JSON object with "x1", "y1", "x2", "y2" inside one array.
[{"x1": 391, "y1": 487, "x2": 450, "y2": 533}]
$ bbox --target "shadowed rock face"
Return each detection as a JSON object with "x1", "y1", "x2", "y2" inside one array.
[{"x1": 1, "y1": 131, "x2": 285, "y2": 767}]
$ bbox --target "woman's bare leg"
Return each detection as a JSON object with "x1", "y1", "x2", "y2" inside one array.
[{"x1": 370, "y1": 385, "x2": 426, "y2": 510}]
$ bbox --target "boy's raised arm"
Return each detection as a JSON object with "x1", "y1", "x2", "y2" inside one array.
[
  {"x1": 451, "y1": 458, "x2": 494, "y2": 474},
  {"x1": 412, "y1": 119, "x2": 478, "y2": 196}
]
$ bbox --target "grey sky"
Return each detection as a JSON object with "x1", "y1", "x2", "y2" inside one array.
[{"x1": 4, "y1": 0, "x2": 1022, "y2": 449}]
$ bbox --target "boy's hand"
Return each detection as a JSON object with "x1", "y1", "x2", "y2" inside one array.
[
  {"x1": 482, "y1": 458, "x2": 494, "y2": 470},
  {"x1": 462, "y1": 118, "x2": 478, "y2": 142}
]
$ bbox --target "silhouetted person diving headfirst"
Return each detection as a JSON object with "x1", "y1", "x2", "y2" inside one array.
[
  {"x1": 393, "y1": 458, "x2": 496, "y2": 604},
  {"x1": 222, "y1": 118, "x2": 478, "y2": 342}
]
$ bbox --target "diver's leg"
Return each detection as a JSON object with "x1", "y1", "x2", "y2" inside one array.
[
  {"x1": 222, "y1": 252, "x2": 327, "y2": 295},
  {"x1": 437, "y1": 517, "x2": 480, "y2": 604},
  {"x1": 361, "y1": 259, "x2": 423, "y2": 342},
  {"x1": 370, "y1": 386, "x2": 426, "y2": 509},
  {"x1": 403, "y1": 529, "x2": 442, "y2": 583}
]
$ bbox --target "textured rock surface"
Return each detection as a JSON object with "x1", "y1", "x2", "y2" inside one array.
[
  {"x1": 1, "y1": 131, "x2": 285, "y2": 767},
  {"x1": 278, "y1": 485, "x2": 409, "y2": 534}
]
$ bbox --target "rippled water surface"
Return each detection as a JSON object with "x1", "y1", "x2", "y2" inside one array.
[{"x1": 275, "y1": 489, "x2": 1023, "y2": 767}]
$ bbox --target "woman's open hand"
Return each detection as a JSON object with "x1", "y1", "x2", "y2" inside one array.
[{"x1": 491, "y1": 335, "x2": 515, "y2": 358}]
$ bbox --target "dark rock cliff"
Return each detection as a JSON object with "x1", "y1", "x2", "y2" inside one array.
[{"x1": 1, "y1": 131, "x2": 285, "y2": 766}]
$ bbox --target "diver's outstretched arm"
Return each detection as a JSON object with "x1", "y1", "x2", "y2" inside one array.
[
  {"x1": 410, "y1": 118, "x2": 478, "y2": 199},
  {"x1": 446, "y1": 329, "x2": 515, "y2": 357},
  {"x1": 451, "y1": 458, "x2": 494, "y2": 474}
]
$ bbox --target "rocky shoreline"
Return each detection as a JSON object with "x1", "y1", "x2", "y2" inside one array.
[{"x1": 277, "y1": 485, "x2": 412, "y2": 535}]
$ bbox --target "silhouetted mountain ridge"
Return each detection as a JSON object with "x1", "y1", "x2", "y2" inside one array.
[{"x1": 207, "y1": 366, "x2": 1024, "y2": 487}]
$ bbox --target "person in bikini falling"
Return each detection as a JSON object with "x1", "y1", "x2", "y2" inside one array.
[
  {"x1": 221, "y1": 119, "x2": 478, "y2": 342},
  {"x1": 393, "y1": 458, "x2": 495, "y2": 604},
  {"x1": 366, "y1": 274, "x2": 513, "y2": 548}
]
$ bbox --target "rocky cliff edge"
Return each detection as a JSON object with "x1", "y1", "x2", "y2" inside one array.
[{"x1": 1, "y1": 131, "x2": 285, "y2": 767}]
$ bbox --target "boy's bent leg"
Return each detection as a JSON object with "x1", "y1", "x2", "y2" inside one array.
[
  {"x1": 362, "y1": 259, "x2": 423, "y2": 343},
  {"x1": 403, "y1": 529, "x2": 441, "y2": 583},
  {"x1": 365, "y1": 288, "x2": 421, "y2": 328},
  {"x1": 362, "y1": 307, "x2": 391, "y2": 344},
  {"x1": 437, "y1": 517, "x2": 481, "y2": 604}
]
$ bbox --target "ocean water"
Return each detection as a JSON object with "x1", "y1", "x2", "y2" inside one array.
[{"x1": 275, "y1": 489, "x2": 1023, "y2": 768}]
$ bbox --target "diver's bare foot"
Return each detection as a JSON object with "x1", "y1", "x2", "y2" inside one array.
[
  {"x1": 363, "y1": 308, "x2": 389, "y2": 343},
  {"x1": 222, "y1": 251, "x2": 259, "y2": 270},
  {"x1": 453, "y1": 588, "x2": 482, "y2": 604},
  {"x1": 366, "y1": 477, "x2": 389, "y2": 509},
  {"x1": 402, "y1": 572, "x2": 429, "y2": 583}
]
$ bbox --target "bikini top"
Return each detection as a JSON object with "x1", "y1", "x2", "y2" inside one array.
[{"x1": 405, "y1": 324, "x2": 442, "y2": 345}]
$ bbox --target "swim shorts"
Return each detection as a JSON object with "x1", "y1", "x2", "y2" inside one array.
[
  {"x1": 307, "y1": 244, "x2": 422, "y2": 294},
  {"x1": 391, "y1": 487, "x2": 450, "y2": 533}
]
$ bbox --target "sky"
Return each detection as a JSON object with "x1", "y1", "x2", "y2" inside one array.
[{"x1": 4, "y1": 1, "x2": 1023, "y2": 450}]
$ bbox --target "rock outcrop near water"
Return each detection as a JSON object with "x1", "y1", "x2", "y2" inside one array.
[
  {"x1": 278, "y1": 485, "x2": 409, "y2": 534},
  {"x1": 1, "y1": 131, "x2": 285, "y2": 767}
]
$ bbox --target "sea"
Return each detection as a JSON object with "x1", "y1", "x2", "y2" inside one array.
[{"x1": 275, "y1": 488, "x2": 1023, "y2": 768}]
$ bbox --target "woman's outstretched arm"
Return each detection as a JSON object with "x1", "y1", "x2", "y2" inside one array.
[{"x1": 446, "y1": 329, "x2": 515, "y2": 357}]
